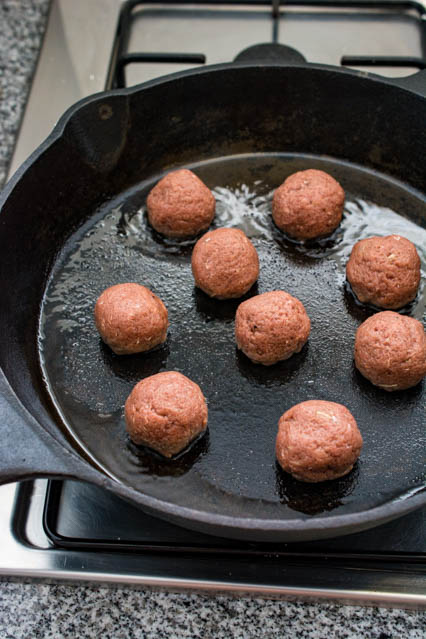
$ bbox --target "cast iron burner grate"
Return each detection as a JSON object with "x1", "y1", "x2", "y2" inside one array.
[{"x1": 108, "y1": 0, "x2": 426, "y2": 89}]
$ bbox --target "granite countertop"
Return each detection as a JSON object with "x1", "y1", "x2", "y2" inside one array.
[
  {"x1": 0, "y1": 583, "x2": 424, "y2": 638},
  {"x1": 0, "y1": 2, "x2": 425, "y2": 637},
  {"x1": 0, "y1": 0, "x2": 50, "y2": 187}
]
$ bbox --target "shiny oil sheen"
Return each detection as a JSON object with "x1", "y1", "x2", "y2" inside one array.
[{"x1": 39, "y1": 153, "x2": 426, "y2": 520}]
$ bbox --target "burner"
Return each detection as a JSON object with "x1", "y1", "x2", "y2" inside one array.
[{"x1": 234, "y1": 43, "x2": 306, "y2": 64}]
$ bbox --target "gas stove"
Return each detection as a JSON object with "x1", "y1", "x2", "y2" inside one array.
[{"x1": 2, "y1": 0, "x2": 426, "y2": 607}]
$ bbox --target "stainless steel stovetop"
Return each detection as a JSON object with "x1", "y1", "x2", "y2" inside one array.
[{"x1": 2, "y1": 0, "x2": 426, "y2": 607}]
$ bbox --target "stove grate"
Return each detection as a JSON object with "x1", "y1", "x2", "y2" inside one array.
[{"x1": 108, "y1": 0, "x2": 426, "y2": 89}]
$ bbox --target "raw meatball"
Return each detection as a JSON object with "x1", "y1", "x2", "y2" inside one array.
[
  {"x1": 191, "y1": 227, "x2": 259, "y2": 299},
  {"x1": 272, "y1": 169, "x2": 345, "y2": 240},
  {"x1": 346, "y1": 234, "x2": 421, "y2": 309},
  {"x1": 94, "y1": 283, "x2": 168, "y2": 355},
  {"x1": 354, "y1": 311, "x2": 426, "y2": 391},
  {"x1": 147, "y1": 169, "x2": 215, "y2": 237},
  {"x1": 125, "y1": 371, "x2": 208, "y2": 457},
  {"x1": 235, "y1": 290, "x2": 310, "y2": 365},
  {"x1": 276, "y1": 400, "x2": 363, "y2": 483}
]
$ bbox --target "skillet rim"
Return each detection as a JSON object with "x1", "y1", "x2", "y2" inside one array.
[{"x1": 2, "y1": 60, "x2": 425, "y2": 204}]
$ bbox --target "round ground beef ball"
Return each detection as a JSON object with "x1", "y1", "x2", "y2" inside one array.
[
  {"x1": 272, "y1": 169, "x2": 345, "y2": 240},
  {"x1": 146, "y1": 169, "x2": 215, "y2": 237},
  {"x1": 276, "y1": 400, "x2": 363, "y2": 483},
  {"x1": 191, "y1": 227, "x2": 259, "y2": 299},
  {"x1": 354, "y1": 311, "x2": 426, "y2": 391},
  {"x1": 94, "y1": 283, "x2": 168, "y2": 355},
  {"x1": 125, "y1": 371, "x2": 208, "y2": 457},
  {"x1": 346, "y1": 235, "x2": 421, "y2": 309},
  {"x1": 235, "y1": 290, "x2": 310, "y2": 365}
]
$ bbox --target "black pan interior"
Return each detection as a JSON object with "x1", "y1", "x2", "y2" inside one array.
[{"x1": 39, "y1": 152, "x2": 426, "y2": 521}]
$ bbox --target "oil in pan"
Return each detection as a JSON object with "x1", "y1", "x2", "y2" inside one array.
[{"x1": 39, "y1": 152, "x2": 426, "y2": 520}]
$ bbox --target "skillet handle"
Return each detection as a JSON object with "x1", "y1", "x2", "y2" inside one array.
[
  {"x1": 0, "y1": 368, "x2": 93, "y2": 485},
  {"x1": 389, "y1": 70, "x2": 426, "y2": 98}
]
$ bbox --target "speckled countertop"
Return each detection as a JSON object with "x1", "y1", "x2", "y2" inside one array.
[
  {"x1": 0, "y1": 0, "x2": 50, "y2": 187},
  {"x1": 0, "y1": 2, "x2": 425, "y2": 637}
]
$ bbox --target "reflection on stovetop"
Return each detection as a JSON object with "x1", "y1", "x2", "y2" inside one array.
[{"x1": 44, "y1": 480, "x2": 426, "y2": 557}]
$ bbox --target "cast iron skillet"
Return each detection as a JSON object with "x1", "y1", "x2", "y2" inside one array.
[{"x1": 0, "y1": 62, "x2": 425, "y2": 542}]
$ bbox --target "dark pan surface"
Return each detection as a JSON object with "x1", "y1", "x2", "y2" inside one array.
[{"x1": 39, "y1": 153, "x2": 426, "y2": 521}]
